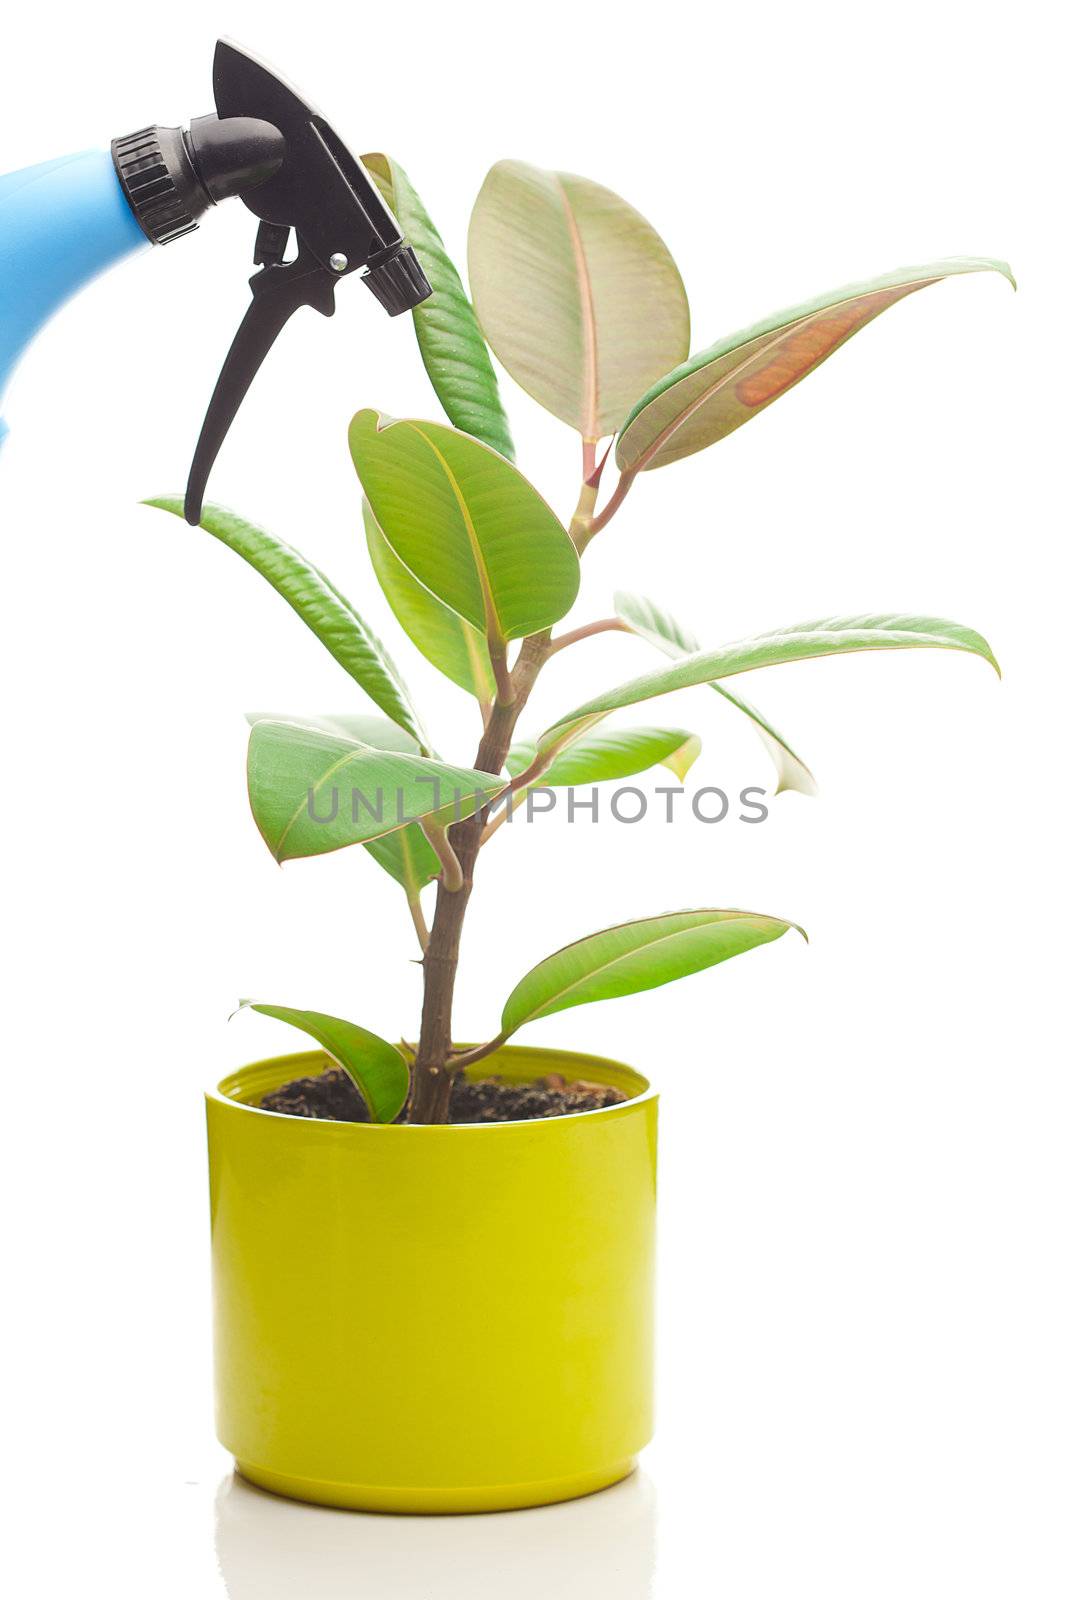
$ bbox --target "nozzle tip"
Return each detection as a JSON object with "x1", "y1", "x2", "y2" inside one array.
[{"x1": 363, "y1": 246, "x2": 433, "y2": 317}]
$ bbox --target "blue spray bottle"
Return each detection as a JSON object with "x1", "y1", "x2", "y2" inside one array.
[{"x1": 0, "y1": 39, "x2": 431, "y2": 519}]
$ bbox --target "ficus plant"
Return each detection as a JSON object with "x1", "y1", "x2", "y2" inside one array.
[{"x1": 148, "y1": 155, "x2": 1010, "y2": 1125}]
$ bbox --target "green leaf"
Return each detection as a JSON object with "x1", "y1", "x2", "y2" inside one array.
[
  {"x1": 246, "y1": 710, "x2": 420, "y2": 752},
  {"x1": 468, "y1": 160, "x2": 690, "y2": 439},
  {"x1": 541, "y1": 613, "x2": 1000, "y2": 756},
  {"x1": 501, "y1": 910, "x2": 804, "y2": 1034},
  {"x1": 362, "y1": 153, "x2": 514, "y2": 460},
  {"x1": 349, "y1": 412, "x2": 579, "y2": 646},
  {"x1": 247, "y1": 718, "x2": 505, "y2": 863},
  {"x1": 245, "y1": 713, "x2": 440, "y2": 895},
  {"x1": 507, "y1": 725, "x2": 701, "y2": 787},
  {"x1": 616, "y1": 257, "x2": 1015, "y2": 473},
  {"x1": 705, "y1": 685, "x2": 817, "y2": 798},
  {"x1": 362, "y1": 823, "x2": 442, "y2": 898},
  {"x1": 236, "y1": 1001, "x2": 408, "y2": 1123},
  {"x1": 614, "y1": 590, "x2": 817, "y2": 796},
  {"x1": 145, "y1": 498, "x2": 430, "y2": 753},
  {"x1": 364, "y1": 500, "x2": 495, "y2": 705},
  {"x1": 612, "y1": 590, "x2": 700, "y2": 656}
]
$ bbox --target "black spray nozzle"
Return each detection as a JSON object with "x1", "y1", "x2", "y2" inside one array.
[
  {"x1": 364, "y1": 245, "x2": 434, "y2": 317},
  {"x1": 110, "y1": 38, "x2": 432, "y2": 522},
  {"x1": 186, "y1": 114, "x2": 286, "y2": 204}
]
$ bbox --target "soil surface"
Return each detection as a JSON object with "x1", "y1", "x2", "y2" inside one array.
[{"x1": 260, "y1": 1066, "x2": 628, "y2": 1124}]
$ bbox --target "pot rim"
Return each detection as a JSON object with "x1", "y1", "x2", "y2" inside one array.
[{"x1": 208, "y1": 1043, "x2": 656, "y2": 1133}]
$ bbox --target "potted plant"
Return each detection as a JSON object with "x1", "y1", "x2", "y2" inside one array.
[{"x1": 148, "y1": 155, "x2": 1010, "y2": 1513}]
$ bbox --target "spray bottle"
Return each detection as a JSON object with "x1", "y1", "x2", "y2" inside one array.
[{"x1": 0, "y1": 39, "x2": 432, "y2": 519}]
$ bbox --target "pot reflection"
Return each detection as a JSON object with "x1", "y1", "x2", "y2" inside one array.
[{"x1": 214, "y1": 1467, "x2": 656, "y2": 1599}]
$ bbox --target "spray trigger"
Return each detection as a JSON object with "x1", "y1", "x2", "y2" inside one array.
[{"x1": 113, "y1": 39, "x2": 432, "y2": 524}]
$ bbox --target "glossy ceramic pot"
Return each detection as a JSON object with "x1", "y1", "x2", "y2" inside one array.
[{"x1": 207, "y1": 1043, "x2": 657, "y2": 1513}]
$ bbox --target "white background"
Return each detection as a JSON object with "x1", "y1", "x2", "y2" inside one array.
[{"x1": 0, "y1": 3, "x2": 1062, "y2": 1594}]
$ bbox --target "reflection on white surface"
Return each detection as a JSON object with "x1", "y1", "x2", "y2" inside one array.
[{"x1": 214, "y1": 1467, "x2": 656, "y2": 1599}]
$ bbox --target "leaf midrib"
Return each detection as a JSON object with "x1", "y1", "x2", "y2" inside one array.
[
  {"x1": 273, "y1": 742, "x2": 370, "y2": 857},
  {"x1": 512, "y1": 913, "x2": 775, "y2": 1025},
  {"x1": 554, "y1": 174, "x2": 600, "y2": 441},
  {"x1": 461, "y1": 617, "x2": 494, "y2": 704},
  {"x1": 547, "y1": 623, "x2": 995, "y2": 742},
  {"x1": 407, "y1": 423, "x2": 505, "y2": 647},
  {"x1": 627, "y1": 277, "x2": 943, "y2": 471}
]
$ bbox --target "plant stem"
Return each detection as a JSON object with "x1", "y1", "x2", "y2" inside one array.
[
  {"x1": 585, "y1": 467, "x2": 636, "y2": 539},
  {"x1": 569, "y1": 480, "x2": 600, "y2": 555},
  {"x1": 407, "y1": 894, "x2": 429, "y2": 954},
  {"x1": 489, "y1": 640, "x2": 514, "y2": 704},
  {"x1": 448, "y1": 1032, "x2": 508, "y2": 1071},
  {"x1": 420, "y1": 820, "x2": 464, "y2": 892},
  {"x1": 478, "y1": 792, "x2": 522, "y2": 846},
  {"x1": 475, "y1": 742, "x2": 555, "y2": 848},
  {"x1": 547, "y1": 616, "x2": 629, "y2": 656},
  {"x1": 582, "y1": 436, "x2": 614, "y2": 489},
  {"x1": 408, "y1": 451, "x2": 613, "y2": 1123},
  {"x1": 408, "y1": 632, "x2": 553, "y2": 1123},
  {"x1": 408, "y1": 1060, "x2": 455, "y2": 1122}
]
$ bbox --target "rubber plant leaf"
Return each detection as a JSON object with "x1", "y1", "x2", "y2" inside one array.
[
  {"x1": 350, "y1": 412, "x2": 579, "y2": 646},
  {"x1": 506, "y1": 725, "x2": 701, "y2": 787},
  {"x1": 246, "y1": 711, "x2": 420, "y2": 750},
  {"x1": 539, "y1": 614, "x2": 999, "y2": 758},
  {"x1": 501, "y1": 910, "x2": 805, "y2": 1034},
  {"x1": 364, "y1": 500, "x2": 495, "y2": 706},
  {"x1": 614, "y1": 590, "x2": 817, "y2": 796},
  {"x1": 363, "y1": 153, "x2": 514, "y2": 460},
  {"x1": 362, "y1": 822, "x2": 442, "y2": 898},
  {"x1": 616, "y1": 257, "x2": 1015, "y2": 473},
  {"x1": 245, "y1": 711, "x2": 441, "y2": 892},
  {"x1": 468, "y1": 160, "x2": 690, "y2": 439},
  {"x1": 236, "y1": 1001, "x2": 408, "y2": 1124},
  {"x1": 145, "y1": 498, "x2": 430, "y2": 753},
  {"x1": 247, "y1": 718, "x2": 505, "y2": 863}
]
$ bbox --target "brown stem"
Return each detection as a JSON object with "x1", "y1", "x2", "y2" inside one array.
[
  {"x1": 585, "y1": 467, "x2": 636, "y2": 540},
  {"x1": 479, "y1": 793, "x2": 521, "y2": 846},
  {"x1": 547, "y1": 616, "x2": 629, "y2": 656},
  {"x1": 589, "y1": 438, "x2": 613, "y2": 487},
  {"x1": 408, "y1": 1060, "x2": 455, "y2": 1123},
  {"x1": 408, "y1": 450, "x2": 614, "y2": 1123},
  {"x1": 489, "y1": 640, "x2": 514, "y2": 704},
  {"x1": 448, "y1": 1032, "x2": 508, "y2": 1072},
  {"x1": 475, "y1": 745, "x2": 551, "y2": 847},
  {"x1": 408, "y1": 632, "x2": 553, "y2": 1123}
]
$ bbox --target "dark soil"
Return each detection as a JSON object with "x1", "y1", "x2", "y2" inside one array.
[{"x1": 260, "y1": 1066, "x2": 628, "y2": 1124}]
